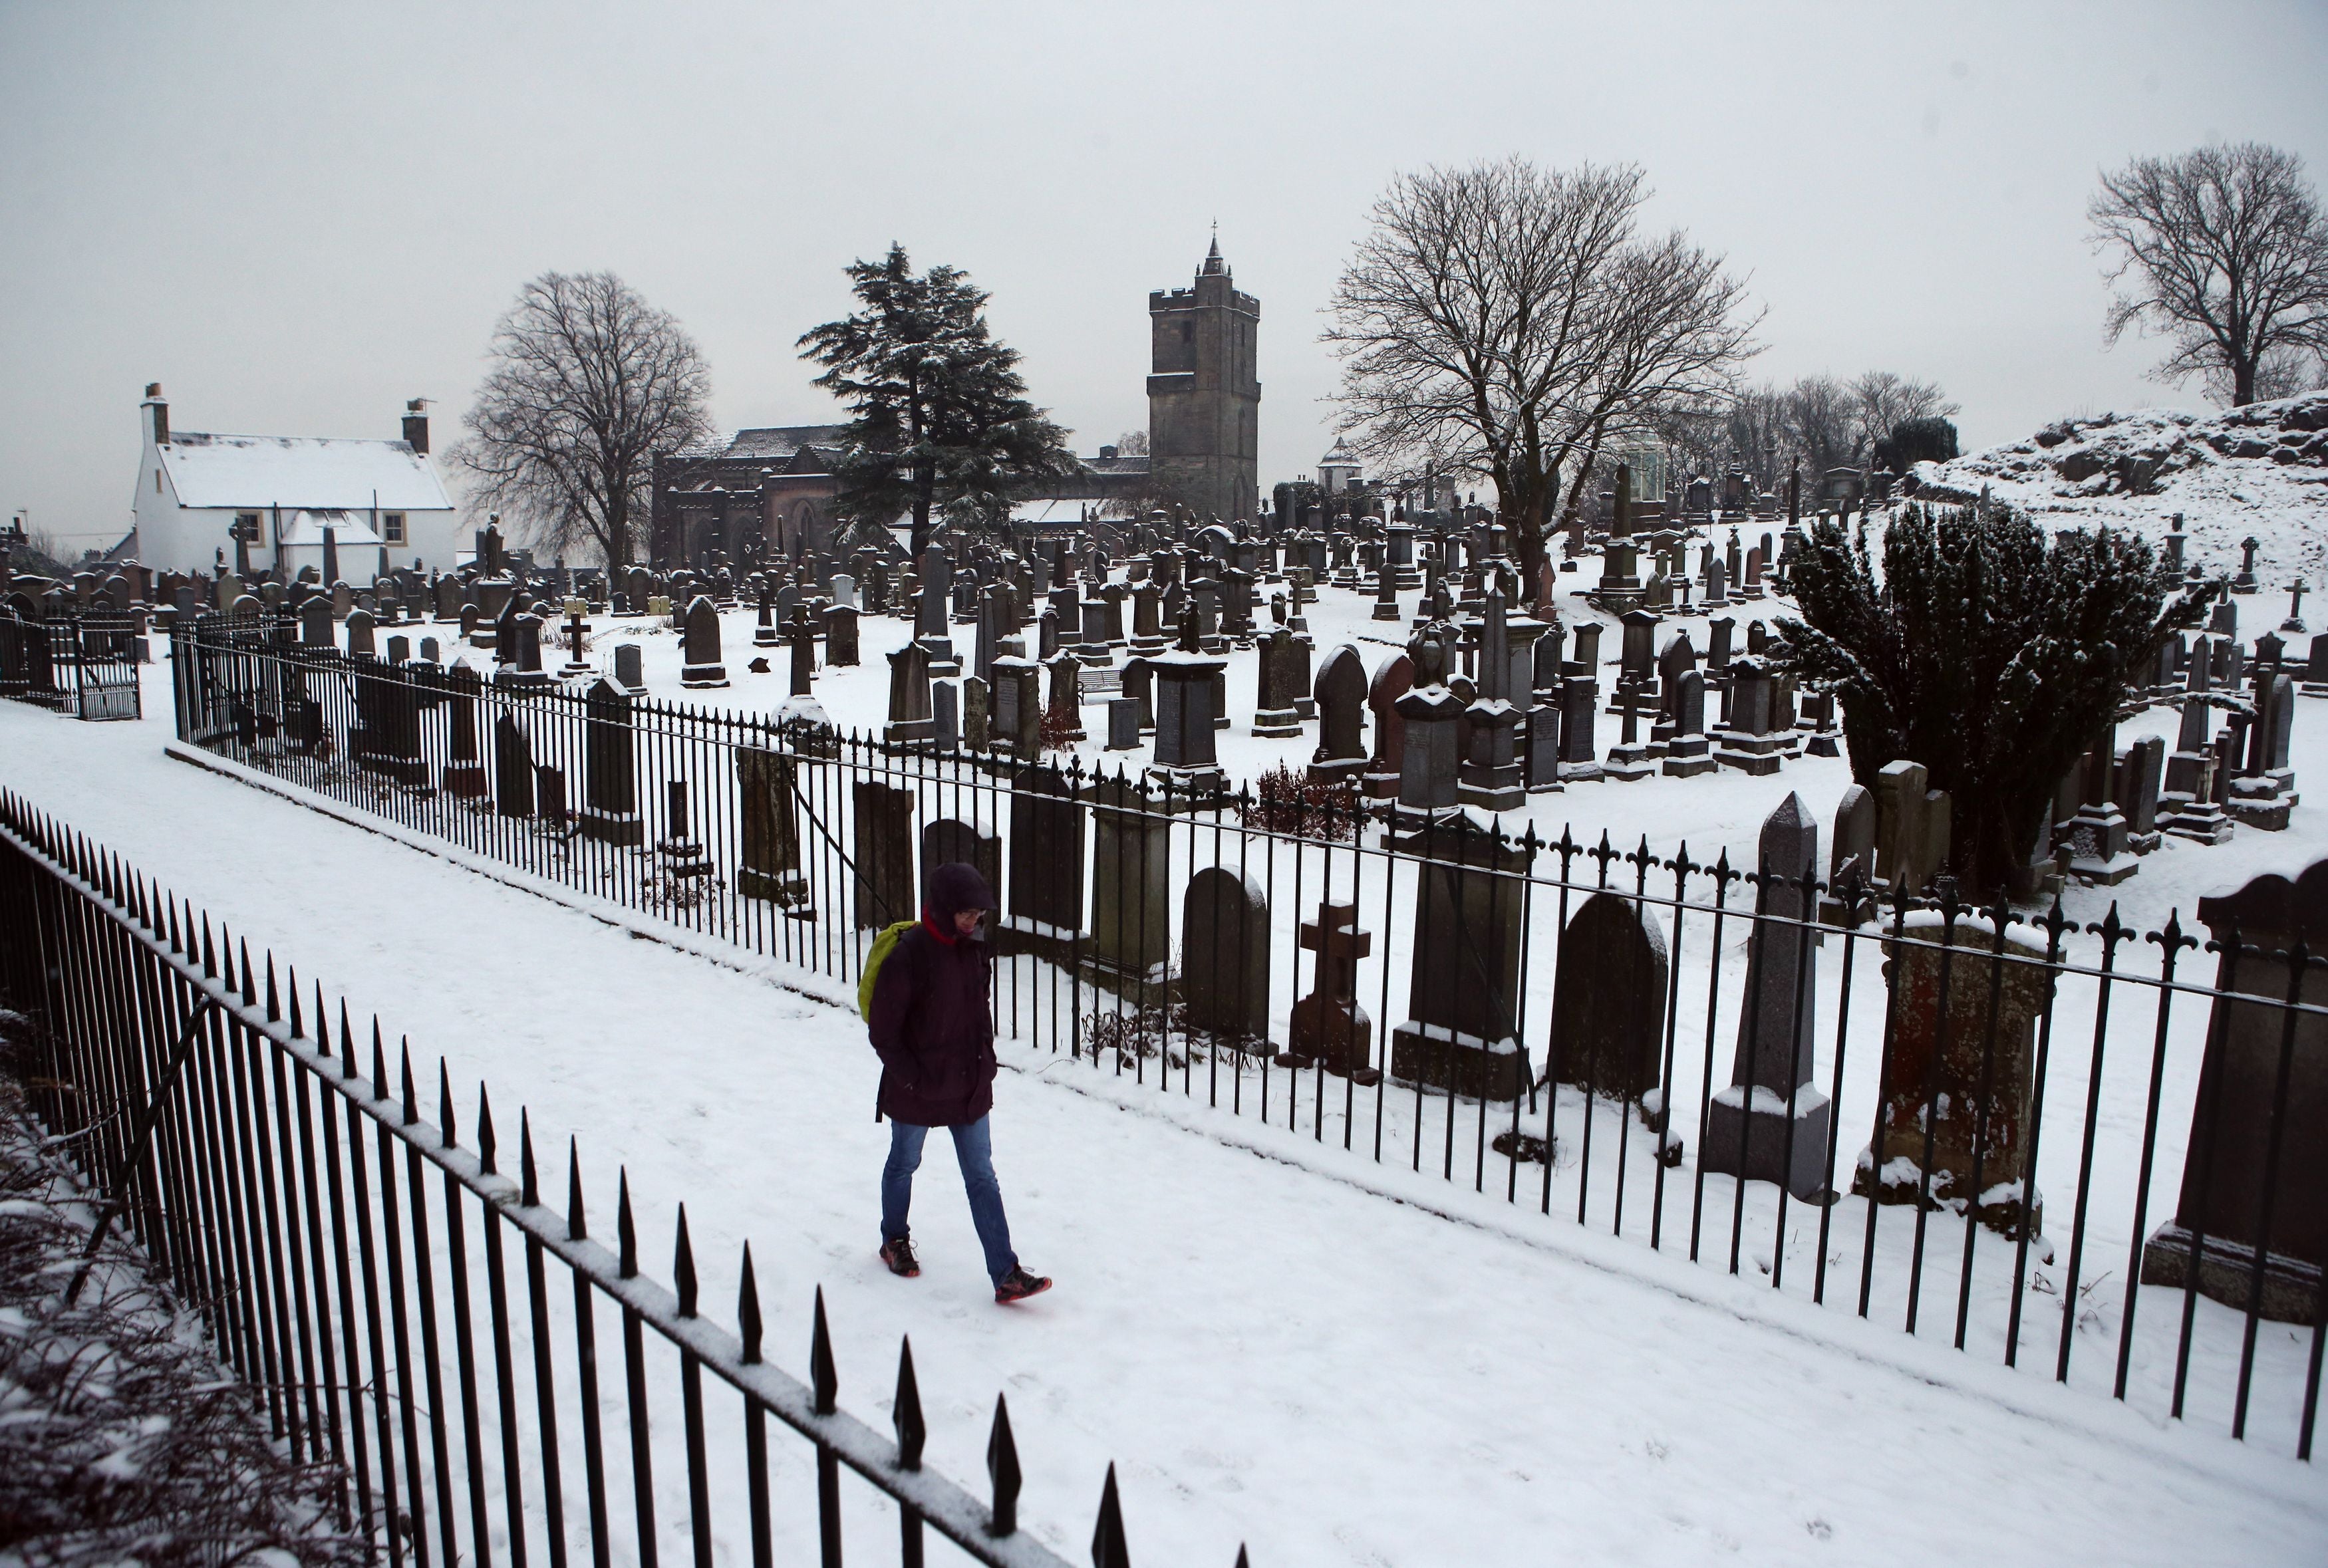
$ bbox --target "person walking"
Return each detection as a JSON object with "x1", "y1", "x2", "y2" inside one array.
[{"x1": 868, "y1": 861, "x2": 1051, "y2": 1304}]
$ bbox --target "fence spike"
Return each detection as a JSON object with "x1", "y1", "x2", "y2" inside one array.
[
  {"x1": 287, "y1": 970, "x2": 303, "y2": 1038},
  {"x1": 738, "y1": 1243, "x2": 763, "y2": 1365},
  {"x1": 438, "y1": 1058, "x2": 457, "y2": 1147},
  {"x1": 166, "y1": 896, "x2": 182, "y2": 954},
  {"x1": 400, "y1": 1039, "x2": 418, "y2": 1125},
  {"x1": 567, "y1": 1138, "x2": 588, "y2": 1241},
  {"x1": 371, "y1": 1027, "x2": 390, "y2": 1105},
  {"x1": 809, "y1": 1285, "x2": 838, "y2": 1414},
  {"x1": 518, "y1": 1110, "x2": 537, "y2": 1204},
  {"x1": 476, "y1": 1084, "x2": 497, "y2": 1173},
  {"x1": 200, "y1": 914, "x2": 216, "y2": 979},
  {"x1": 673, "y1": 1204, "x2": 698, "y2": 1317},
  {"x1": 264, "y1": 953, "x2": 280, "y2": 1021},
  {"x1": 1235, "y1": 1547, "x2": 1251, "y2": 1567},
  {"x1": 1091, "y1": 1462, "x2": 1129, "y2": 1568},
  {"x1": 236, "y1": 936, "x2": 258, "y2": 1004},
  {"x1": 617, "y1": 1168, "x2": 637, "y2": 1277},
  {"x1": 986, "y1": 1392, "x2": 1020, "y2": 1536},
  {"x1": 893, "y1": 1336, "x2": 925, "y2": 1471}
]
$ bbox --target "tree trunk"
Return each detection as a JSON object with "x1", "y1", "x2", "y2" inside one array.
[{"x1": 2234, "y1": 353, "x2": 2257, "y2": 407}]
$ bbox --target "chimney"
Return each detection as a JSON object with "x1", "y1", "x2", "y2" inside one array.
[
  {"x1": 402, "y1": 396, "x2": 430, "y2": 454},
  {"x1": 143, "y1": 383, "x2": 168, "y2": 446}
]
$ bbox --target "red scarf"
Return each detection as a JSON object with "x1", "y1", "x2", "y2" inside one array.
[{"x1": 921, "y1": 912, "x2": 959, "y2": 946}]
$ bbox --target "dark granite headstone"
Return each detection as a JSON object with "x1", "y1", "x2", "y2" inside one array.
[
  {"x1": 851, "y1": 779, "x2": 917, "y2": 930},
  {"x1": 1547, "y1": 890, "x2": 1668, "y2": 1102},
  {"x1": 2140, "y1": 859, "x2": 2328, "y2": 1321},
  {"x1": 1181, "y1": 864, "x2": 1270, "y2": 1041}
]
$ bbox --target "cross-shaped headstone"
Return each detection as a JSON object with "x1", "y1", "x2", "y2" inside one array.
[{"x1": 564, "y1": 609, "x2": 587, "y2": 667}]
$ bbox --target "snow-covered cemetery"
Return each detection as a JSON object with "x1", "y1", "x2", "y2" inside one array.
[{"x1": 3, "y1": 9, "x2": 2325, "y2": 1566}]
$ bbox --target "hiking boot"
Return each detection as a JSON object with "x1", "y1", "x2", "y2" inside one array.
[
  {"x1": 879, "y1": 1236, "x2": 920, "y2": 1278},
  {"x1": 993, "y1": 1266, "x2": 1051, "y2": 1304}
]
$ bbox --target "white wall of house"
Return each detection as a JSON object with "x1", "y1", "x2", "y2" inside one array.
[{"x1": 128, "y1": 390, "x2": 460, "y2": 579}]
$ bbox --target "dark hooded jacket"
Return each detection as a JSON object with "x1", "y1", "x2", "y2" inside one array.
[{"x1": 867, "y1": 862, "x2": 998, "y2": 1126}]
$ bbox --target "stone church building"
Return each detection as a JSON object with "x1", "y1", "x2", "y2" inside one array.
[{"x1": 650, "y1": 238, "x2": 1260, "y2": 569}]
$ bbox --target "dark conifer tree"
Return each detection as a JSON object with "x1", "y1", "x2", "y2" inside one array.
[
  {"x1": 1775, "y1": 501, "x2": 2220, "y2": 895},
  {"x1": 799, "y1": 245, "x2": 1076, "y2": 556}
]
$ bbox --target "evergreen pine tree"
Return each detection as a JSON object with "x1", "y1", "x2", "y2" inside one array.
[
  {"x1": 798, "y1": 245, "x2": 1076, "y2": 556},
  {"x1": 1775, "y1": 501, "x2": 2219, "y2": 896}
]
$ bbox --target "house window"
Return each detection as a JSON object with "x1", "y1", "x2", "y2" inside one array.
[
  {"x1": 383, "y1": 513, "x2": 407, "y2": 545},
  {"x1": 235, "y1": 512, "x2": 259, "y2": 543}
]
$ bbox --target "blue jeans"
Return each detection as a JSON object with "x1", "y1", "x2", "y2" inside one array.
[{"x1": 881, "y1": 1116, "x2": 1018, "y2": 1284}]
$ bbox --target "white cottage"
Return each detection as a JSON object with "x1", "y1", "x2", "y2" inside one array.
[{"x1": 128, "y1": 385, "x2": 459, "y2": 580}]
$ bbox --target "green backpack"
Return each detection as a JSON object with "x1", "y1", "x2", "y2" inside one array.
[{"x1": 857, "y1": 920, "x2": 921, "y2": 1019}]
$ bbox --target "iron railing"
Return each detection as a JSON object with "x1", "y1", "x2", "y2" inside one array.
[
  {"x1": 0, "y1": 787, "x2": 1179, "y2": 1567},
  {"x1": 0, "y1": 607, "x2": 144, "y2": 719},
  {"x1": 166, "y1": 612, "x2": 2328, "y2": 1459}
]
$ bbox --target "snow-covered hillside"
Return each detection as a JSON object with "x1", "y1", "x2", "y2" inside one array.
[{"x1": 1910, "y1": 394, "x2": 2328, "y2": 587}]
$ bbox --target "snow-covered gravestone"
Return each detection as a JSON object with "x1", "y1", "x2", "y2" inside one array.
[
  {"x1": 1820, "y1": 782, "x2": 1875, "y2": 923},
  {"x1": 678, "y1": 595, "x2": 728, "y2": 688},
  {"x1": 1701, "y1": 793, "x2": 1831, "y2": 1200},
  {"x1": 1662, "y1": 670, "x2": 1714, "y2": 779}
]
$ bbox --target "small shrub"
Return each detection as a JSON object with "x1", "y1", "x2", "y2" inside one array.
[{"x1": 1242, "y1": 764, "x2": 1363, "y2": 840}]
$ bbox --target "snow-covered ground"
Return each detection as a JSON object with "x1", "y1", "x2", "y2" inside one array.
[
  {"x1": 3, "y1": 642, "x2": 2324, "y2": 1564},
  {"x1": 1913, "y1": 392, "x2": 2328, "y2": 588}
]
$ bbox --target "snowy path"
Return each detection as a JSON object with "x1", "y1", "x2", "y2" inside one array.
[{"x1": 4, "y1": 685, "x2": 2325, "y2": 1565}]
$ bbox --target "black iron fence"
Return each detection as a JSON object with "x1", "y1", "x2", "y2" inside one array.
[
  {"x1": 0, "y1": 607, "x2": 144, "y2": 719},
  {"x1": 0, "y1": 788, "x2": 1175, "y2": 1567},
  {"x1": 167, "y1": 614, "x2": 2327, "y2": 1459}
]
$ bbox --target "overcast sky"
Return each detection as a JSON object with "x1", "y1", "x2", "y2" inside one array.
[{"x1": 4, "y1": 1, "x2": 2323, "y2": 552}]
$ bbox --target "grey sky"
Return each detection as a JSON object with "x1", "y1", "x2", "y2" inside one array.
[{"x1": 4, "y1": 1, "x2": 2323, "y2": 553}]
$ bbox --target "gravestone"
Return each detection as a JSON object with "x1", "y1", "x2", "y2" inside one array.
[
  {"x1": 1181, "y1": 865, "x2": 1270, "y2": 1043},
  {"x1": 884, "y1": 642, "x2": 935, "y2": 744},
  {"x1": 1662, "y1": 669, "x2": 1714, "y2": 777},
  {"x1": 1084, "y1": 776, "x2": 1171, "y2": 997},
  {"x1": 1105, "y1": 697, "x2": 1140, "y2": 750},
  {"x1": 1872, "y1": 760, "x2": 1950, "y2": 896},
  {"x1": 441, "y1": 663, "x2": 488, "y2": 797},
  {"x1": 931, "y1": 680, "x2": 960, "y2": 751},
  {"x1": 1362, "y1": 653, "x2": 1413, "y2": 799},
  {"x1": 823, "y1": 603, "x2": 859, "y2": 668},
  {"x1": 963, "y1": 674, "x2": 991, "y2": 751},
  {"x1": 1252, "y1": 628, "x2": 1304, "y2": 736},
  {"x1": 998, "y1": 767, "x2": 1085, "y2": 958},
  {"x1": 991, "y1": 657, "x2": 1043, "y2": 757},
  {"x1": 679, "y1": 596, "x2": 728, "y2": 687},
  {"x1": 1547, "y1": 890, "x2": 1669, "y2": 1103},
  {"x1": 850, "y1": 780, "x2": 917, "y2": 930},
  {"x1": 494, "y1": 714, "x2": 535, "y2": 818},
  {"x1": 1701, "y1": 795, "x2": 1831, "y2": 1199},
  {"x1": 1851, "y1": 911, "x2": 2050, "y2": 1236},
  {"x1": 1045, "y1": 653, "x2": 1086, "y2": 742},
  {"x1": 1285, "y1": 902, "x2": 1375, "y2": 1079},
  {"x1": 2139, "y1": 858, "x2": 2328, "y2": 1321},
  {"x1": 613, "y1": 642, "x2": 647, "y2": 696},
  {"x1": 1145, "y1": 646, "x2": 1226, "y2": 795},
  {"x1": 736, "y1": 745, "x2": 808, "y2": 909},
  {"x1": 1308, "y1": 644, "x2": 1369, "y2": 783},
  {"x1": 1821, "y1": 782, "x2": 1876, "y2": 924},
  {"x1": 1388, "y1": 814, "x2": 1536, "y2": 1097},
  {"x1": 921, "y1": 817, "x2": 1002, "y2": 914},
  {"x1": 579, "y1": 678, "x2": 645, "y2": 845}
]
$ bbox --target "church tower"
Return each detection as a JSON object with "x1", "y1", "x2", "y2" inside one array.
[{"x1": 1147, "y1": 233, "x2": 1260, "y2": 521}]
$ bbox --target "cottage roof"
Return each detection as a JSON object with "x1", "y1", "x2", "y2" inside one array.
[{"x1": 158, "y1": 432, "x2": 451, "y2": 511}]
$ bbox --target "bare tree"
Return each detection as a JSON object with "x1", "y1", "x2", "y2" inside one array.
[
  {"x1": 1848, "y1": 370, "x2": 1958, "y2": 454},
  {"x1": 450, "y1": 271, "x2": 713, "y2": 569},
  {"x1": 2091, "y1": 142, "x2": 2328, "y2": 406},
  {"x1": 1324, "y1": 157, "x2": 1760, "y2": 604},
  {"x1": 1113, "y1": 428, "x2": 1149, "y2": 456}
]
